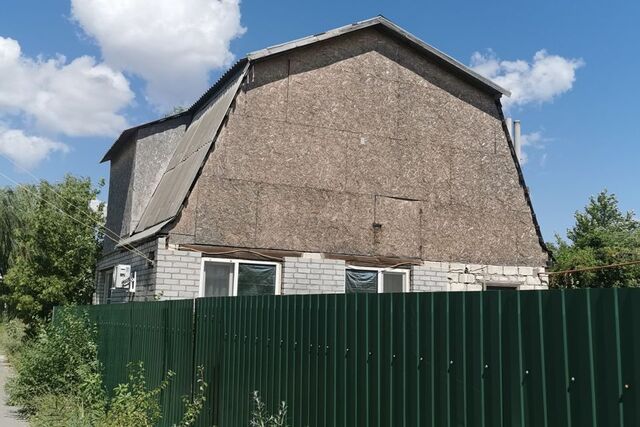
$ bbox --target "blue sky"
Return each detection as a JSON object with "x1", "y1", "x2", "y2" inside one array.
[{"x1": 0, "y1": 0, "x2": 638, "y2": 242}]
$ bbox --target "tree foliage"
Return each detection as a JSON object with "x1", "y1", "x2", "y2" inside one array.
[
  {"x1": 0, "y1": 175, "x2": 104, "y2": 326},
  {"x1": 548, "y1": 190, "x2": 640, "y2": 288},
  {"x1": 0, "y1": 187, "x2": 22, "y2": 275}
]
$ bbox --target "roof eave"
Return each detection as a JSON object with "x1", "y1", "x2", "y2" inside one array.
[{"x1": 100, "y1": 111, "x2": 192, "y2": 163}]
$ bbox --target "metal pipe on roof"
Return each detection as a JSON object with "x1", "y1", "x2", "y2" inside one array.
[{"x1": 513, "y1": 120, "x2": 522, "y2": 163}]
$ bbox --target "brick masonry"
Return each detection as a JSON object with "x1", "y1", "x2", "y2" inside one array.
[
  {"x1": 96, "y1": 248, "x2": 548, "y2": 304},
  {"x1": 95, "y1": 237, "x2": 203, "y2": 303},
  {"x1": 154, "y1": 241, "x2": 202, "y2": 299},
  {"x1": 282, "y1": 253, "x2": 346, "y2": 294},
  {"x1": 412, "y1": 261, "x2": 549, "y2": 292},
  {"x1": 95, "y1": 239, "x2": 158, "y2": 303}
]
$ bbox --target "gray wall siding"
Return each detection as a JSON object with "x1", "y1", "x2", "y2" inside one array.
[
  {"x1": 95, "y1": 238, "x2": 203, "y2": 303},
  {"x1": 172, "y1": 28, "x2": 547, "y2": 267},
  {"x1": 96, "y1": 239, "x2": 159, "y2": 302}
]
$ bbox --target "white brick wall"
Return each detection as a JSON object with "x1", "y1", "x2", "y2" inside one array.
[
  {"x1": 411, "y1": 262, "x2": 449, "y2": 292},
  {"x1": 97, "y1": 244, "x2": 548, "y2": 303},
  {"x1": 154, "y1": 241, "x2": 202, "y2": 299},
  {"x1": 283, "y1": 253, "x2": 345, "y2": 294},
  {"x1": 412, "y1": 261, "x2": 549, "y2": 292}
]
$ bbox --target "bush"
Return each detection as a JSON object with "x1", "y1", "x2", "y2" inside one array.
[
  {"x1": 7, "y1": 308, "x2": 208, "y2": 426},
  {"x1": 102, "y1": 361, "x2": 174, "y2": 427},
  {"x1": 250, "y1": 391, "x2": 288, "y2": 427},
  {"x1": 178, "y1": 365, "x2": 207, "y2": 427},
  {"x1": 30, "y1": 393, "x2": 104, "y2": 427},
  {"x1": 0, "y1": 317, "x2": 25, "y2": 360},
  {"x1": 6, "y1": 308, "x2": 104, "y2": 414}
]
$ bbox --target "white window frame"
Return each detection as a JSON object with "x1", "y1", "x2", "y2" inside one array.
[
  {"x1": 344, "y1": 265, "x2": 410, "y2": 293},
  {"x1": 199, "y1": 257, "x2": 282, "y2": 297}
]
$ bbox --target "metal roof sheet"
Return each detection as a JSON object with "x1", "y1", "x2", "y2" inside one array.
[
  {"x1": 100, "y1": 60, "x2": 248, "y2": 164},
  {"x1": 117, "y1": 219, "x2": 172, "y2": 248},
  {"x1": 133, "y1": 64, "x2": 248, "y2": 234}
]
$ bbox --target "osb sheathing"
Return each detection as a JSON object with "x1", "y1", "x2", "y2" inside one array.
[
  {"x1": 172, "y1": 27, "x2": 548, "y2": 267},
  {"x1": 131, "y1": 116, "x2": 188, "y2": 231},
  {"x1": 104, "y1": 136, "x2": 135, "y2": 253}
]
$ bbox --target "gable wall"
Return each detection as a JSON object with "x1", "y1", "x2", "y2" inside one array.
[
  {"x1": 171, "y1": 28, "x2": 547, "y2": 267},
  {"x1": 104, "y1": 116, "x2": 188, "y2": 253},
  {"x1": 104, "y1": 138, "x2": 135, "y2": 253},
  {"x1": 131, "y1": 116, "x2": 189, "y2": 231}
]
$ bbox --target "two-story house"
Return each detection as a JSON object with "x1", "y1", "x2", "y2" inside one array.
[{"x1": 96, "y1": 16, "x2": 550, "y2": 303}]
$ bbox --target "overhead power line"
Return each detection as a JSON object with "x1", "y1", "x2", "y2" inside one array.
[
  {"x1": 0, "y1": 169, "x2": 154, "y2": 264},
  {"x1": 0, "y1": 153, "x2": 153, "y2": 262},
  {"x1": 548, "y1": 259, "x2": 640, "y2": 276}
]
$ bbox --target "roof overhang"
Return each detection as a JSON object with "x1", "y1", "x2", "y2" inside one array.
[{"x1": 116, "y1": 218, "x2": 172, "y2": 248}]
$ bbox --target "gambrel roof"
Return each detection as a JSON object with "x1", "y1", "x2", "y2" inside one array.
[{"x1": 103, "y1": 16, "x2": 511, "y2": 244}]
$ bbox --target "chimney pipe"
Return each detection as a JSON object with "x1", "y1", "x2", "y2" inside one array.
[
  {"x1": 513, "y1": 120, "x2": 522, "y2": 163},
  {"x1": 505, "y1": 117, "x2": 514, "y2": 140}
]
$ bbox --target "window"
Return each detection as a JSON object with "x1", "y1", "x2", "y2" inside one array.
[
  {"x1": 485, "y1": 283, "x2": 519, "y2": 291},
  {"x1": 97, "y1": 269, "x2": 113, "y2": 303},
  {"x1": 345, "y1": 267, "x2": 409, "y2": 294},
  {"x1": 200, "y1": 258, "x2": 281, "y2": 297}
]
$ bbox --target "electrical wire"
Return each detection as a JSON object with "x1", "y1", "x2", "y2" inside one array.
[
  {"x1": 0, "y1": 152, "x2": 127, "y2": 243},
  {"x1": 0, "y1": 152, "x2": 154, "y2": 262},
  {"x1": 181, "y1": 247, "x2": 284, "y2": 262},
  {"x1": 0, "y1": 170, "x2": 154, "y2": 264},
  {"x1": 548, "y1": 259, "x2": 640, "y2": 276}
]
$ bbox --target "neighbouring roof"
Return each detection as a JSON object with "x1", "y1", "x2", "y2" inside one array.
[{"x1": 106, "y1": 16, "x2": 511, "y2": 244}]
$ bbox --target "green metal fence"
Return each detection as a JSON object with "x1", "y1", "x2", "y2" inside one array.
[{"x1": 74, "y1": 289, "x2": 640, "y2": 426}]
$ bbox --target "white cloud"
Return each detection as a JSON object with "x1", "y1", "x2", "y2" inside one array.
[
  {"x1": 519, "y1": 131, "x2": 551, "y2": 166},
  {"x1": 89, "y1": 199, "x2": 107, "y2": 217},
  {"x1": 0, "y1": 127, "x2": 69, "y2": 169},
  {"x1": 71, "y1": 0, "x2": 246, "y2": 109},
  {"x1": 471, "y1": 49, "x2": 584, "y2": 110},
  {"x1": 0, "y1": 36, "x2": 133, "y2": 137}
]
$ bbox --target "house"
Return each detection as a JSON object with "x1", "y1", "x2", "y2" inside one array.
[{"x1": 95, "y1": 16, "x2": 550, "y2": 303}]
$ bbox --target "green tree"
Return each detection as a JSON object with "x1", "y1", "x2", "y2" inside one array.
[
  {"x1": 549, "y1": 190, "x2": 640, "y2": 288},
  {"x1": 1, "y1": 175, "x2": 104, "y2": 326},
  {"x1": 164, "y1": 105, "x2": 187, "y2": 117},
  {"x1": 0, "y1": 188, "x2": 19, "y2": 276}
]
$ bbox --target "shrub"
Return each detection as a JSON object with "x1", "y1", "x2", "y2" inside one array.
[
  {"x1": 178, "y1": 365, "x2": 207, "y2": 427},
  {"x1": 102, "y1": 361, "x2": 174, "y2": 427},
  {"x1": 30, "y1": 393, "x2": 104, "y2": 427},
  {"x1": 250, "y1": 391, "x2": 288, "y2": 427},
  {"x1": 7, "y1": 308, "x2": 208, "y2": 426},
  {"x1": 0, "y1": 317, "x2": 25, "y2": 360},
  {"x1": 6, "y1": 308, "x2": 104, "y2": 414}
]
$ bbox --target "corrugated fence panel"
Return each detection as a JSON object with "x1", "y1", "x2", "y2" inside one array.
[
  {"x1": 618, "y1": 288, "x2": 640, "y2": 426},
  {"x1": 56, "y1": 288, "x2": 640, "y2": 426},
  {"x1": 77, "y1": 300, "x2": 194, "y2": 427}
]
